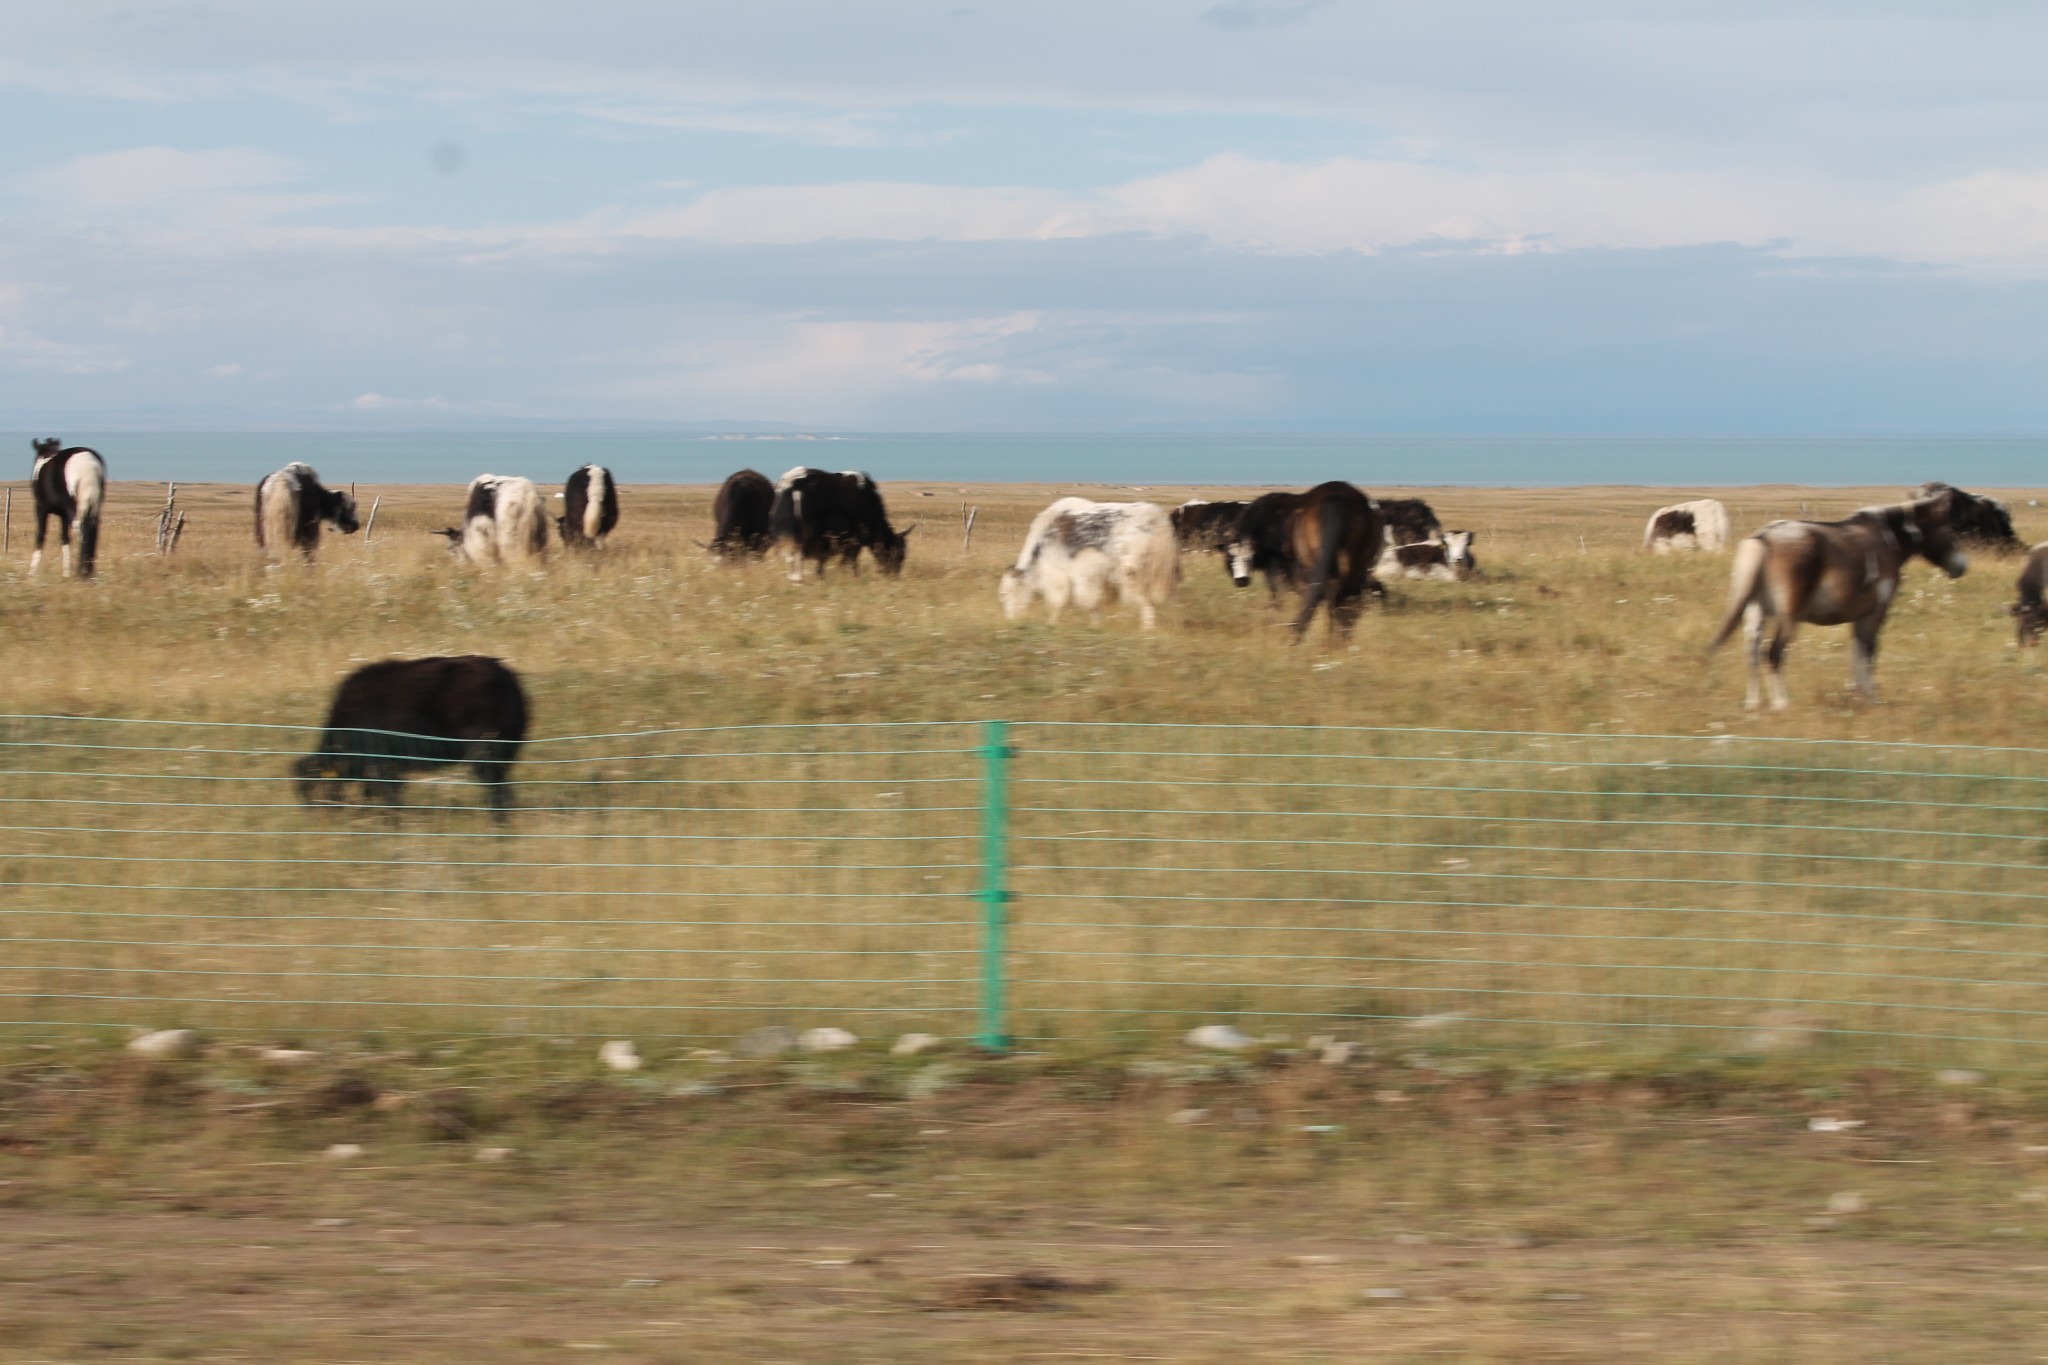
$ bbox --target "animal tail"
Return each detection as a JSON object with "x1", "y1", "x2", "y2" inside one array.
[
  {"x1": 1292, "y1": 494, "x2": 1350, "y2": 638},
  {"x1": 1705, "y1": 536, "x2": 1767, "y2": 655},
  {"x1": 583, "y1": 466, "x2": 609, "y2": 541},
  {"x1": 70, "y1": 454, "x2": 105, "y2": 579},
  {"x1": 256, "y1": 472, "x2": 298, "y2": 555}
]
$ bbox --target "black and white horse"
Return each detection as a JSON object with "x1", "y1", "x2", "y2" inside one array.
[
  {"x1": 30, "y1": 438, "x2": 107, "y2": 579},
  {"x1": 255, "y1": 462, "x2": 359, "y2": 561},
  {"x1": 556, "y1": 464, "x2": 619, "y2": 548}
]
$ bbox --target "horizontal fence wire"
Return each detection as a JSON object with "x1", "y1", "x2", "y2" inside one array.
[
  {"x1": 0, "y1": 715, "x2": 982, "y2": 1040},
  {"x1": 1, "y1": 713, "x2": 2045, "y2": 1065},
  {"x1": 1005, "y1": 722, "x2": 2048, "y2": 1064}
]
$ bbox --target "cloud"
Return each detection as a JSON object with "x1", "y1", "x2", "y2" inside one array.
[
  {"x1": 18, "y1": 146, "x2": 351, "y2": 226},
  {"x1": 0, "y1": 324, "x2": 129, "y2": 375},
  {"x1": 1201, "y1": 0, "x2": 1329, "y2": 31},
  {"x1": 205, "y1": 362, "x2": 244, "y2": 378}
]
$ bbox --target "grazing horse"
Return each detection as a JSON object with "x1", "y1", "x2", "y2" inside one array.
[
  {"x1": 1706, "y1": 490, "x2": 1967, "y2": 710},
  {"x1": 29, "y1": 437, "x2": 107, "y2": 579},
  {"x1": 1226, "y1": 481, "x2": 1384, "y2": 639},
  {"x1": 255, "y1": 462, "x2": 359, "y2": 561}
]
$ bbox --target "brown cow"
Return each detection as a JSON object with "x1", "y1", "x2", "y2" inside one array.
[
  {"x1": 1225, "y1": 481, "x2": 1383, "y2": 639},
  {"x1": 2010, "y1": 542, "x2": 2048, "y2": 647},
  {"x1": 1705, "y1": 490, "x2": 1966, "y2": 710}
]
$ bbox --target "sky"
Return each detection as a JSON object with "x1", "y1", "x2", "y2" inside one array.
[{"x1": 6, "y1": 2, "x2": 2048, "y2": 437}]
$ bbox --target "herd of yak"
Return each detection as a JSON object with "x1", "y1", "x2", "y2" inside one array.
[{"x1": 20, "y1": 437, "x2": 2048, "y2": 817}]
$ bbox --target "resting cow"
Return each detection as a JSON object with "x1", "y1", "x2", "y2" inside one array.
[
  {"x1": 1644, "y1": 498, "x2": 1730, "y2": 553},
  {"x1": 1376, "y1": 497, "x2": 1444, "y2": 547},
  {"x1": 556, "y1": 464, "x2": 619, "y2": 548},
  {"x1": 255, "y1": 462, "x2": 359, "y2": 561},
  {"x1": 1000, "y1": 498, "x2": 1180, "y2": 630},
  {"x1": 294, "y1": 655, "x2": 529, "y2": 820},
  {"x1": 1379, "y1": 530, "x2": 1478, "y2": 581},
  {"x1": 769, "y1": 467, "x2": 914, "y2": 582},
  {"x1": 29, "y1": 437, "x2": 107, "y2": 579},
  {"x1": 439, "y1": 474, "x2": 548, "y2": 566}
]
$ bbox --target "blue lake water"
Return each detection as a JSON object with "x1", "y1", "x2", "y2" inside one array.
[{"x1": 5, "y1": 432, "x2": 2045, "y2": 488}]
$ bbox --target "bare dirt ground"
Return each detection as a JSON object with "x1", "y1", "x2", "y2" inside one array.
[
  {"x1": 5, "y1": 1050, "x2": 2048, "y2": 1362},
  {"x1": 8, "y1": 1208, "x2": 2048, "y2": 1364}
]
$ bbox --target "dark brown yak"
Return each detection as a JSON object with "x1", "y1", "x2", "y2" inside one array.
[
  {"x1": 1706, "y1": 490, "x2": 1967, "y2": 710},
  {"x1": 1225, "y1": 481, "x2": 1383, "y2": 639},
  {"x1": 2010, "y1": 542, "x2": 2048, "y2": 647}
]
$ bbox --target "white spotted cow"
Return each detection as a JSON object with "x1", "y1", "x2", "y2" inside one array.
[
  {"x1": 1378, "y1": 529, "x2": 1479, "y2": 581},
  {"x1": 1643, "y1": 498, "x2": 1731, "y2": 554},
  {"x1": 999, "y1": 498, "x2": 1180, "y2": 630},
  {"x1": 439, "y1": 474, "x2": 548, "y2": 566}
]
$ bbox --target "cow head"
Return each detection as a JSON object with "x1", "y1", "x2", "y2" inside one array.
[
  {"x1": 293, "y1": 752, "x2": 350, "y2": 805},
  {"x1": 1222, "y1": 534, "x2": 1256, "y2": 587},
  {"x1": 998, "y1": 567, "x2": 1031, "y2": 619},
  {"x1": 329, "y1": 488, "x2": 361, "y2": 535},
  {"x1": 875, "y1": 523, "x2": 916, "y2": 574}
]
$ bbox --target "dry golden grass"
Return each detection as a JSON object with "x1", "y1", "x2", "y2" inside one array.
[{"x1": 3, "y1": 477, "x2": 2047, "y2": 1063}]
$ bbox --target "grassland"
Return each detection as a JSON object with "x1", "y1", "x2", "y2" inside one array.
[
  {"x1": 8, "y1": 475, "x2": 2048, "y2": 1361},
  {"x1": 2, "y1": 477, "x2": 2048, "y2": 1061}
]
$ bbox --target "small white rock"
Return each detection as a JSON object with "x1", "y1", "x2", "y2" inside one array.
[
  {"x1": 1318, "y1": 1041, "x2": 1358, "y2": 1065},
  {"x1": 1807, "y1": 1117, "x2": 1866, "y2": 1133},
  {"x1": 1827, "y1": 1191, "x2": 1866, "y2": 1214},
  {"x1": 598, "y1": 1040, "x2": 642, "y2": 1072},
  {"x1": 324, "y1": 1143, "x2": 366, "y2": 1161},
  {"x1": 799, "y1": 1027, "x2": 858, "y2": 1052},
  {"x1": 1169, "y1": 1107, "x2": 1210, "y2": 1126},
  {"x1": 1936, "y1": 1068, "x2": 1986, "y2": 1086},
  {"x1": 1403, "y1": 1013, "x2": 1467, "y2": 1032},
  {"x1": 891, "y1": 1032, "x2": 944, "y2": 1057},
  {"x1": 1364, "y1": 1287, "x2": 1407, "y2": 1300},
  {"x1": 1185, "y1": 1024, "x2": 1257, "y2": 1051},
  {"x1": 127, "y1": 1029, "x2": 201, "y2": 1060},
  {"x1": 474, "y1": 1147, "x2": 516, "y2": 1163},
  {"x1": 259, "y1": 1048, "x2": 320, "y2": 1066}
]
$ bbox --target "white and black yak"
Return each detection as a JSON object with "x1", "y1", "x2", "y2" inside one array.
[
  {"x1": 29, "y1": 437, "x2": 107, "y2": 579},
  {"x1": 768, "y1": 467, "x2": 914, "y2": 582},
  {"x1": 556, "y1": 464, "x2": 619, "y2": 548},
  {"x1": 1000, "y1": 498, "x2": 1180, "y2": 630},
  {"x1": 255, "y1": 462, "x2": 359, "y2": 561},
  {"x1": 294, "y1": 655, "x2": 529, "y2": 820},
  {"x1": 439, "y1": 474, "x2": 548, "y2": 566}
]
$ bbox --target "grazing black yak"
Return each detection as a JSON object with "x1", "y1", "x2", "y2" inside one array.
[{"x1": 294, "y1": 656, "x2": 529, "y2": 820}]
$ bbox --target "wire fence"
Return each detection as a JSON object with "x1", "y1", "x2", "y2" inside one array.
[{"x1": 3, "y1": 714, "x2": 2046, "y2": 1066}]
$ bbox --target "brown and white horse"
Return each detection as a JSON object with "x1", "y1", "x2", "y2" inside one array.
[{"x1": 1706, "y1": 489, "x2": 1967, "y2": 710}]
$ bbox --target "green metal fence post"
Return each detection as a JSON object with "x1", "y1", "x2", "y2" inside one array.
[{"x1": 977, "y1": 720, "x2": 1012, "y2": 1051}]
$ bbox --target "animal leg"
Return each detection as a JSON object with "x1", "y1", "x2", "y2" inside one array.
[
  {"x1": 1850, "y1": 614, "x2": 1885, "y2": 703},
  {"x1": 473, "y1": 757, "x2": 517, "y2": 821},
  {"x1": 1136, "y1": 597, "x2": 1157, "y2": 631},
  {"x1": 784, "y1": 548, "x2": 805, "y2": 584},
  {"x1": 1765, "y1": 620, "x2": 1796, "y2": 711},
  {"x1": 1741, "y1": 603, "x2": 1765, "y2": 710}
]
